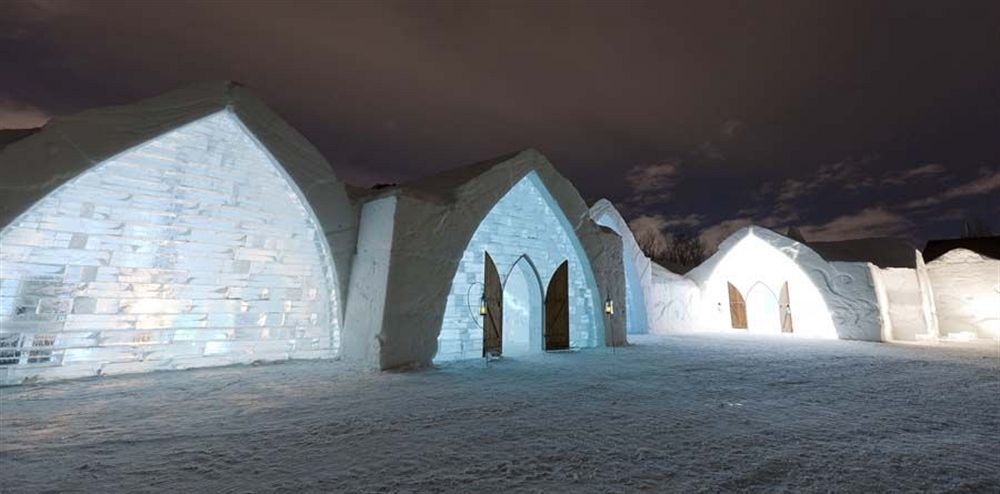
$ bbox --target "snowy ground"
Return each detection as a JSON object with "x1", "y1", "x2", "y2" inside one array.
[{"x1": 2, "y1": 333, "x2": 998, "y2": 493}]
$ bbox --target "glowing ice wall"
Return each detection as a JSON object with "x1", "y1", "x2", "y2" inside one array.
[
  {"x1": 698, "y1": 233, "x2": 837, "y2": 338},
  {"x1": 0, "y1": 111, "x2": 338, "y2": 384},
  {"x1": 435, "y1": 173, "x2": 602, "y2": 361}
]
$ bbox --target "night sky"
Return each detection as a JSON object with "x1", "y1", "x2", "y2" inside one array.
[{"x1": 2, "y1": 0, "x2": 998, "y2": 250}]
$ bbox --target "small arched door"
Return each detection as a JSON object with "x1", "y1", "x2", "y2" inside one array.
[
  {"x1": 728, "y1": 282, "x2": 747, "y2": 329},
  {"x1": 544, "y1": 261, "x2": 570, "y2": 351},
  {"x1": 779, "y1": 281, "x2": 794, "y2": 333},
  {"x1": 482, "y1": 252, "x2": 503, "y2": 357}
]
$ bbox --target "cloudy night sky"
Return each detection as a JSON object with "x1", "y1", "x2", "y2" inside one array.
[{"x1": 2, "y1": 0, "x2": 998, "y2": 251}]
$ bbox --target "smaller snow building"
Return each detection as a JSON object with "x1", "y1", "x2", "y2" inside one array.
[{"x1": 341, "y1": 150, "x2": 627, "y2": 369}]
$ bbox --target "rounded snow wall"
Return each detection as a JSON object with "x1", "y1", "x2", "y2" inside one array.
[
  {"x1": 435, "y1": 171, "x2": 605, "y2": 361},
  {"x1": 691, "y1": 227, "x2": 837, "y2": 338},
  {"x1": 0, "y1": 110, "x2": 340, "y2": 384},
  {"x1": 590, "y1": 200, "x2": 650, "y2": 334},
  {"x1": 927, "y1": 249, "x2": 1000, "y2": 340}
]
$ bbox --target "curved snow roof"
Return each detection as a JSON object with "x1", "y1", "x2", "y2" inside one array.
[
  {"x1": 923, "y1": 237, "x2": 1000, "y2": 262},
  {"x1": 687, "y1": 225, "x2": 832, "y2": 284},
  {"x1": 0, "y1": 81, "x2": 347, "y2": 231},
  {"x1": 806, "y1": 237, "x2": 919, "y2": 268}
]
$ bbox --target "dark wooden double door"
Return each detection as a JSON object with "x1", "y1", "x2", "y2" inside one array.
[{"x1": 482, "y1": 252, "x2": 569, "y2": 357}]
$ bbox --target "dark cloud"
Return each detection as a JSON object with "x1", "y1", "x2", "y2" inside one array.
[{"x1": 2, "y1": 0, "x2": 998, "y2": 244}]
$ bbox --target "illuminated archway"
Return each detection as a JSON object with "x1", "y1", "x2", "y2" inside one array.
[
  {"x1": 501, "y1": 255, "x2": 544, "y2": 356},
  {"x1": 746, "y1": 281, "x2": 781, "y2": 333},
  {"x1": 692, "y1": 228, "x2": 837, "y2": 338},
  {"x1": 435, "y1": 172, "x2": 604, "y2": 361}
]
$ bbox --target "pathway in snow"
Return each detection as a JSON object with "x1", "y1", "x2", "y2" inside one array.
[{"x1": 1, "y1": 333, "x2": 998, "y2": 492}]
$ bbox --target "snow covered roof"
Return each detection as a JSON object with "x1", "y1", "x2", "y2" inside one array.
[
  {"x1": 0, "y1": 81, "x2": 346, "y2": 231},
  {"x1": 806, "y1": 238, "x2": 919, "y2": 268},
  {"x1": 687, "y1": 225, "x2": 832, "y2": 283},
  {"x1": 923, "y1": 237, "x2": 1000, "y2": 262}
]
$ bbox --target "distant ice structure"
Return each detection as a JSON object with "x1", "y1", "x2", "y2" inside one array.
[{"x1": 640, "y1": 225, "x2": 883, "y2": 340}]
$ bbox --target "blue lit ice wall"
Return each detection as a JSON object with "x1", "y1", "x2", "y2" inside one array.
[
  {"x1": 435, "y1": 172, "x2": 602, "y2": 361},
  {"x1": 0, "y1": 111, "x2": 338, "y2": 384}
]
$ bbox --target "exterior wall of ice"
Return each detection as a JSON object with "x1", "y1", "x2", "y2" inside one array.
[
  {"x1": 590, "y1": 200, "x2": 651, "y2": 334},
  {"x1": 927, "y1": 249, "x2": 1000, "y2": 340},
  {"x1": 0, "y1": 111, "x2": 338, "y2": 385},
  {"x1": 878, "y1": 267, "x2": 933, "y2": 341},
  {"x1": 435, "y1": 173, "x2": 601, "y2": 361},
  {"x1": 647, "y1": 263, "x2": 700, "y2": 332}
]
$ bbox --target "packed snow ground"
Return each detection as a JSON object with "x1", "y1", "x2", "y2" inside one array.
[{"x1": 2, "y1": 333, "x2": 998, "y2": 493}]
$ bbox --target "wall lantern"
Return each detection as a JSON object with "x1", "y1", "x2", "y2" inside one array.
[
  {"x1": 479, "y1": 295, "x2": 488, "y2": 316},
  {"x1": 604, "y1": 297, "x2": 614, "y2": 316}
]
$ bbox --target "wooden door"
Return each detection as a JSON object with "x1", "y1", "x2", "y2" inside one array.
[
  {"x1": 482, "y1": 252, "x2": 503, "y2": 357},
  {"x1": 728, "y1": 282, "x2": 747, "y2": 329},
  {"x1": 544, "y1": 261, "x2": 570, "y2": 351},
  {"x1": 779, "y1": 281, "x2": 793, "y2": 333}
]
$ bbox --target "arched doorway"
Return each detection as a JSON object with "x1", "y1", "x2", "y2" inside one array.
[
  {"x1": 746, "y1": 282, "x2": 781, "y2": 333},
  {"x1": 501, "y1": 255, "x2": 544, "y2": 356}
]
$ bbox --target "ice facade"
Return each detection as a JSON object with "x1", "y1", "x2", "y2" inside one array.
[
  {"x1": 435, "y1": 172, "x2": 603, "y2": 361},
  {"x1": 0, "y1": 111, "x2": 338, "y2": 384}
]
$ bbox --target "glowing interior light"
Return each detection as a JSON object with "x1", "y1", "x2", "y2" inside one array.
[
  {"x1": 700, "y1": 231, "x2": 837, "y2": 338},
  {"x1": 604, "y1": 298, "x2": 615, "y2": 316}
]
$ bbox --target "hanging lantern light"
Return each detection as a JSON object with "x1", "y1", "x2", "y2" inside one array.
[
  {"x1": 604, "y1": 297, "x2": 614, "y2": 316},
  {"x1": 479, "y1": 295, "x2": 488, "y2": 316}
]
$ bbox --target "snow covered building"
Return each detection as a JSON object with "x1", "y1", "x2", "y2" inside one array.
[
  {"x1": 646, "y1": 226, "x2": 884, "y2": 340},
  {"x1": 923, "y1": 238, "x2": 1000, "y2": 341},
  {"x1": 589, "y1": 199, "x2": 652, "y2": 334},
  {"x1": 341, "y1": 150, "x2": 627, "y2": 369},
  {"x1": 0, "y1": 82, "x2": 357, "y2": 385}
]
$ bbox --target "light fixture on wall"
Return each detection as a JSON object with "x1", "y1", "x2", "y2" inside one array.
[
  {"x1": 604, "y1": 297, "x2": 614, "y2": 316},
  {"x1": 479, "y1": 295, "x2": 488, "y2": 316}
]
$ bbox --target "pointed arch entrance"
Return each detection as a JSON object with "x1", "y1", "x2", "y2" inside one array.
[
  {"x1": 435, "y1": 172, "x2": 604, "y2": 362},
  {"x1": 501, "y1": 255, "x2": 545, "y2": 356},
  {"x1": 746, "y1": 281, "x2": 781, "y2": 333}
]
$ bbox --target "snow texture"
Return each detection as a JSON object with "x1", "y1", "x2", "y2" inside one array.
[
  {"x1": 927, "y1": 249, "x2": 1000, "y2": 340},
  {"x1": 1, "y1": 333, "x2": 997, "y2": 492}
]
